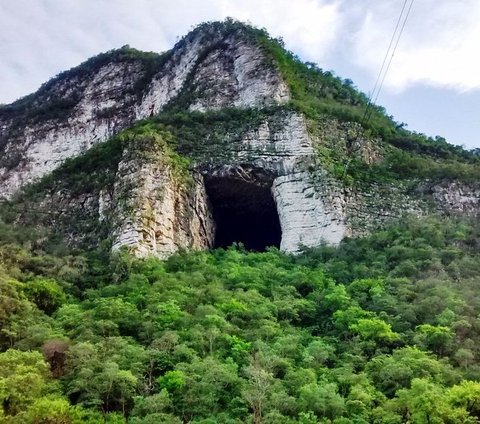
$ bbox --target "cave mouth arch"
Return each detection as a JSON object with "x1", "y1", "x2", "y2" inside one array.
[{"x1": 204, "y1": 173, "x2": 282, "y2": 251}]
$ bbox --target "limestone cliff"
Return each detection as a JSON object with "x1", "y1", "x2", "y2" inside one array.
[
  {"x1": 0, "y1": 22, "x2": 288, "y2": 198},
  {"x1": 0, "y1": 20, "x2": 479, "y2": 257}
]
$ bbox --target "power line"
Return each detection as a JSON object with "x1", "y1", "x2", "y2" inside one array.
[
  {"x1": 364, "y1": 0, "x2": 415, "y2": 125},
  {"x1": 361, "y1": 0, "x2": 409, "y2": 126},
  {"x1": 341, "y1": 0, "x2": 415, "y2": 185}
]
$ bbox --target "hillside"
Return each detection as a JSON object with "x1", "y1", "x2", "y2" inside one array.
[
  {"x1": 1, "y1": 19, "x2": 480, "y2": 423},
  {"x1": 1, "y1": 20, "x2": 479, "y2": 259},
  {"x1": 2, "y1": 215, "x2": 480, "y2": 422}
]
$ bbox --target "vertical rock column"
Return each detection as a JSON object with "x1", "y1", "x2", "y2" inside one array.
[
  {"x1": 111, "y1": 148, "x2": 215, "y2": 258},
  {"x1": 272, "y1": 172, "x2": 347, "y2": 253}
]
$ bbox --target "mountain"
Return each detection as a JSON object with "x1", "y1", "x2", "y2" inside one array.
[
  {"x1": 0, "y1": 19, "x2": 479, "y2": 259},
  {"x1": 3, "y1": 19, "x2": 480, "y2": 424}
]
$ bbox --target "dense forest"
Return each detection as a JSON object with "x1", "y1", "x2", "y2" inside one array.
[{"x1": 2, "y1": 215, "x2": 480, "y2": 423}]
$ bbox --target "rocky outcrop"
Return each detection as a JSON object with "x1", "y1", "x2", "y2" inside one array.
[
  {"x1": 137, "y1": 30, "x2": 289, "y2": 116},
  {"x1": 1, "y1": 21, "x2": 479, "y2": 258},
  {"x1": 0, "y1": 24, "x2": 289, "y2": 199},
  {"x1": 273, "y1": 172, "x2": 347, "y2": 252},
  {"x1": 0, "y1": 60, "x2": 147, "y2": 196},
  {"x1": 430, "y1": 181, "x2": 480, "y2": 215},
  {"x1": 111, "y1": 152, "x2": 214, "y2": 258}
]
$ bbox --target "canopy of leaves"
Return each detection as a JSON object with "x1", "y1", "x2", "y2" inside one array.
[{"x1": 1, "y1": 215, "x2": 480, "y2": 422}]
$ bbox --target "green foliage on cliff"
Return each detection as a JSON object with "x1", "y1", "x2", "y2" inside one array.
[
  {"x1": 150, "y1": 107, "x2": 279, "y2": 163},
  {"x1": 2, "y1": 19, "x2": 478, "y2": 186},
  {"x1": 2, "y1": 216, "x2": 480, "y2": 422},
  {"x1": 162, "y1": 20, "x2": 479, "y2": 185},
  {"x1": 250, "y1": 24, "x2": 480, "y2": 185},
  {"x1": 0, "y1": 122, "x2": 196, "y2": 254},
  {"x1": 7, "y1": 105, "x2": 273, "y2": 205},
  {"x1": 316, "y1": 135, "x2": 480, "y2": 188}
]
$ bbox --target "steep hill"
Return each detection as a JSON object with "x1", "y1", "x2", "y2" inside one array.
[
  {"x1": 0, "y1": 19, "x2": 479, "y2": 258},
  {"x1": 2, "y1": 19, "x2": 480, "y2": 424}
]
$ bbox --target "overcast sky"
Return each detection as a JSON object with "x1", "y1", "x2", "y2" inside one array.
[{"x1": 1, "y1": 0, "x2": 479, "y2": 148}]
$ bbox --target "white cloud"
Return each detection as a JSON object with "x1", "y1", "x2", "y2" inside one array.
[
  {"x1": 349, "y1": 0, "x2": 480, "y2": 92},
  {"x1": 216, "y1": 0, "x2": 342, "y2": 61}
]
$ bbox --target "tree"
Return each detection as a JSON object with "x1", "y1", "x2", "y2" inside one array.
[
  {"x1": 23, "y1": 277, "x2": 66, "y2": 315},
  {"x1": 64, "y1": 339, "x2": 145, "y2": 414},
  {"x1": 447, "y1": 380, "x2": 480, "y2": 418},
  {"x1": 298, "y1": 382, "x2": 345, "y2": 420},
  {"x1": 15, "y1": 396, "x2": 96, "y2": 424},
  {"x1": 349, "y1": 318, "x2": 399, "y2": 343},
  {"x1": 414, "y1": 324, "x2": 453, "y2": 356},
  {"x1": 366, "y1": 347, "x2": 457, "y2": 397},
  {"x1": 0, "y1": 349, "x2": 55, "y2": 416},
  {"x1": 173, "y1": 357, "x2": 241, "y2": 420},
  {"x1": 242, "y1": 356, "x2": 274, "y2": 424},
  {"x1": 394, "y1": 378, "x2": 473, "y2": 424}
]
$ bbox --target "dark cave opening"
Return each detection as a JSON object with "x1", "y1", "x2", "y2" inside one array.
[{"x1": 205, "y1": 175, "x2": 282, "y2": 251}]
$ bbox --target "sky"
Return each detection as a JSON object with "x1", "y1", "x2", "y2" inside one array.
[{"x1": 1, "y1": 0, "x2": 479, "y2": 148}]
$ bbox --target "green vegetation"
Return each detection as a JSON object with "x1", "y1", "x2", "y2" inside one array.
[
  {"x1": 2, "y1": 216, "x2": 480, "y2": 422},
  {"x1": 2, "y1": 19, "x2": 478, "y2": 185},
  {"x1": 1, "y1": 21, "x2": 480, "y2": 421},
  {"x1": 161, "y1": 19, "x2": 479, "y2": 185},
  {"x1": 148, "y1": 107, "x2": 280, "y2": 163},
  {"x1": 0, "y1": 123, "x2": 193, "y2": 254},
  {"x1": 316, "y1": 138, "x2": 480, "y2": 188},
  {"x1": 251, "y1": 24, "x2": 480, "y2": 184}
]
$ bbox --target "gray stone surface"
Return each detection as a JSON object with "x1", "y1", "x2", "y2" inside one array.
[{"x1": 1, "y1": 23, "x2": 479, "y2": 258}]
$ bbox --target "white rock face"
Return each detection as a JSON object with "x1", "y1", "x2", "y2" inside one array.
[
  {"x1": 2, "y1": 23, "x2": 479, "y2": 259},
  {"x1": 0, "y1": 26, "x2": 290, "y2": 200},
  {"x1": 135, "y1": 36, "x2": 204, "y2": 119},
  {"x1": 108, "y1": 109, "x2": 343, "y2": 256},
  {"x1": 227, "y1": 111, "x2": 347, "y2": 252},
  {"x1": 0, "y1": 61, "x2": 145, "y2": 197},
  {"x1": 111, "y1": 151, "x2": 214, "y2": 258},
  {"x1": 137, "y1": 29, "x2": 289, "y2": 116},
  {"x1": 273, "y1": 172, "x2": 347, "y2": 252},
  {"x1": 239, "y1": 112, "x2": 347, "y2": 251},
  {"x1": 188, "y1": 37, "x2": 289, "y2": 112},
  {"x1": 431, "y1": 181, "x2": 480, "y2": 214},
  {"x1": 191, "y1": 111, "x2": 347, "y2": 254},
  {"x1": 238, "y1": 113, "x2": 313, "y2": 174}
]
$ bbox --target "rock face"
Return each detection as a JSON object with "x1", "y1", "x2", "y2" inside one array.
[
  {"x1": 0, "y1": 59, "x2": 147, "y2": 196},
  {"x1": 107, "y1": 110, "x2": 350, "y2": 257},
  {"x1": 1, "y1": 21, "x2": 479, "y2": 257},
  {"x1": 203, "y1": 111, "x2": 349, "y2": 253},
  {"x1": 110, "y1": 148, "x2": 215, "y2": 258},
  {"x1": 430, "y1": 181, "x2": 480, "y2": 215},
  {"x1": 0, "y1": 24, "x2": 289, "y2": 199},
  {"x1": 273, "y1": 172, "x2": 347, "y2": 251},
  {"x1": 136, "y1": 30, "x2": 289, "y2": 117}
]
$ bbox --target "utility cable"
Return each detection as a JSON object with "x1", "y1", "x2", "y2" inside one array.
[
  {"x1": 365, "y1": 0, "x2": 415, "y2": 125},
  {"x1": 341, "y1": 0, "x2": 415, "y2": 184},
  {"x1": 361, "y1": 0, "x2": 409, "y2": 126}
]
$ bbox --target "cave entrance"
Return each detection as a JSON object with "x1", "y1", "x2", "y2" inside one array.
[{"x1": 205, "y1": 175, "x2": 282, "y2": 251}]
